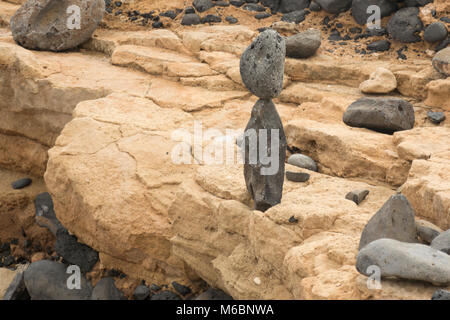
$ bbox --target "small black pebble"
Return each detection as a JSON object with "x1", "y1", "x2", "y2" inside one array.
[
  {"x1": 11, "y1": 178, "x2": 32, "y2": 190},
  {"x1": 288, "y1": 216, "x2": 298, "y2": 224}
]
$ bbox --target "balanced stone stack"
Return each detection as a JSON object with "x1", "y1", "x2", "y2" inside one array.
[
  {"x1": 10, "y1": 0, "x2": 105, "y2": 52},
  {"x1": 240, "y1": 29, "x2": 287, "y2": 212}
]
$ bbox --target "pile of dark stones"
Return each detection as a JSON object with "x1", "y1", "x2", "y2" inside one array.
[
  {"x1": 355, "y1": 194, "x2": 450, "y2": 300},
  {"x1": 240, "y1": 29, "x2": 287, "y2": 212}
]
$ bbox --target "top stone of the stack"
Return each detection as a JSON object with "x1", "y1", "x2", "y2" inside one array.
[{"x1": 240, "y1": 29, "x2": 286, "y2": 100}]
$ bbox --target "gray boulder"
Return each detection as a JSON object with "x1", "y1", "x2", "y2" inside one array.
[
  {"x1": 314, "y1": 0, "x2": 352, "y2": 14},
  {"x1": 432, "y1": 289, "x2": 450, "y2": 300},
  {"x1": 91, "y1": 277, "x2": 124, "y2": 300},
  {"x1": 181, "y1": 13, "x2": 201, "y2": 25},
  {"x1": 387, "y1": 7, "x2": 423, "y2": 43},
  {"x1": 351, "y1": 0, "x2": 398, "y2": 26},
  {"x1": 193, "y1": 0, "x2": 214, "y2": 12},
  {"x1": 430, "y1": 229, "x2": 450, "y2": 254},
  {"x1": 416, "y1": 225, "x2": 441, "y2": 244},
  {"x1": 133, "y1": 285, "x2": 150, "y2": 300},
  {"x1": 10, "y1": 0, "x2": 105, "y2": 52},
  {"x1": 243, "y1": 99, "x2": 287, "y2": 212},
  {"x1": 240, "y1": 29, "x2": 286, "y2": 100},
  {"x1": 424, "y1": 22, "x2": 448, "y2": 43},
  {"x1": 24, "y1": 260, "x2": 92, "y2": 300},
  {"x1": 432, "y1": 47, "x2": 450, "y2": 77},
  {"x1": 356, "y1": 238, "x2": 450, "y2": 285},
  {"x1": 287, "y1": 153, "x2": 318, "y2": 171},
  {"x1": 358, "y1": 194, "x2": 417, "y2": 250},
  {"x1": 285, "y1": 28, "x2": 321, "y2": 59},
  {"x1": 196, "y1": 288, "x2": 233, "y2": 300},
  {"x1": 343, "y1": 97, "x2": 415, "y2": 134}
]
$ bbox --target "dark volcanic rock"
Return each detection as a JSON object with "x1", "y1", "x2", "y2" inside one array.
[
  {"x1": 133, "y1": 285, "x2": 150, "y2": 300},
  {"x1": 358, "y1": 194, "x2": 417, "y2": 250},
  {"x1": 150, "y1": 290, "x2": 182, "y2": 300},
  {"x1": 286, "y1": 171, "x2": 310, "y2": 182},
  {"x1": 91, "y1": 277, "x2": 124, "y2": 300},
  {"x1": 345, "y1": 189, "x2": 369, "y2": 205},
  {"x1": 240, "y1": 29, "x2": 285, "y2": 99},
  {"x1": 172, "y1": 282, "x2": 192, "y2": 296},
  {"x1": 243, "y1": 99, "x2": 287, "y2": 212},
  {"x1": 367, "y1": 40, "x2": 391, "y2": 52},
  {"x1": 255, "y1": 12, "x2": 271, "y2": 19},
  {"x1": 309, "y1": 1, "x2": 321, "y2": 11},
  {"x1": 54, "y1": 228, "x2": 99, "y2": 273},
  {"x1": 387, "y1": 7, "x2": 423, "y2": 43},
  {"x1": 261, "y1": 0, "x2": 280, "y2": 12},
  {"x1": 432, "y1": 47, "x2": 450, "y2": 77},
  {"x1": 202, "y1": 14, "x2": 222, "y2": 23},
  {"x1": 225, "y1": 16, "x2": 238, "y2": 24},
  {"x1": 286, "y1": 29, "x2": 321, "y2": 59},
  {"x1": 279, "y1": 0, "x2": 310, "y2": 13},
  {"x1": 416, "y1": 224, "x2": 440, "y2": 244},
  {"x1": 424, "y1": 22, "x2": 448, "y2": 43},
  {"x1": 427, "y1": 111, "x2": 446, "y2": 124},
  {"x1": 11, "y1": 178, "x2": 32, "y2": 190},
  {"x1": 195, "y1": 288, "x2": 233, "y2": 300},
  {"x1": 193, "y1": 0, "x2": 214, "y2": 12},
  {"x1": 343, "y1": 97, "x2": 415, "y2": 134},
  {"x1": 10, "y1": 0, "x2": 105, "y2": 52},
  {"x1": 351, "y1": 0, "x2": 397, "y2": 26},
  {"x1": 24, "y1": 260, "x2": 92, "y2": 300},
  {"x1": 181, "y1": 13, "x2": 201, "y2": 25},
  {"x1": 230, "y1": 0, "x2": 245, "y2": 7},
  {"x1": 243, "y1": 3, "x2": 266, "y2": 11},
  {"x1": 315, "y1": 0, "x2": 352, "y2": 14},
  {"x1": 281, "y1": 10, "x2": 307, "y2": 23}
]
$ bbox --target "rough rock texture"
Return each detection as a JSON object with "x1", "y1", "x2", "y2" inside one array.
[
  {"x1": 2, "y1": 271, "x2": 29, "y2": 300},
  {"x1": 359, "y1": 67, "x2": 397, "y2": 94},
  {"x1": 10, "y1": 0, "x2": 105, "y2": 51},
  {"x1": 0, "y1": 267, "x2": 23, "y2": 299},
  {"x1": 424, "y1": 22, "x2": 448, "y2": 43},
  {"x1": 243, "y1": 99, "x2": 287, "y2": 212},
  {"x1": 315, "y1": 0, "x2": 352, "y2": 14},
  {"x1": 430, "y1": 230, "x2": 450, "y2": 254},
  {"x1": 91, "y1": 277, "x2": 124, "y2": 300},
  {"x1": 416, "y1": 224, "x2": 440, "y2": 244},
  {"x1": 358, "y1": 194, "x2": 417, "y2": 250},
  {"x1": 345, "y1": 189, "x2": 369, "y2": 205},
  {"x1": 24, "y1": 260, "x2": 92, "y2": 300},
  {"x1": 357, "y1": 239, "x2": 450, "y2": 285},
  {"x1": 432, "y1": 289, "x2": 450, "y2": 300},
  {"x1": 387, "y1": 7, "x2": 423, "y2": 43},
  {"x1": 285, "y1": 28, "x2": 321, "y2": 59},
  {"x1": 279, "y1": 0, "x2": 310, "y2": 14},
  {"x1": 287, "y1": 154, "x2": 318, "y2": 171},
  {"x1": 240, "y1": 29, "x2": 285, "y2": 99},
  {"x1": 343, "y1": 98, "x2": 415, "y2": 134}
]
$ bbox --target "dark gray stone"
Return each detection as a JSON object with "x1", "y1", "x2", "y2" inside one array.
[
  {"x1": 243, "y1": 3, "x2": 266, "y2": 11},
  {"x1": 356, "y1": 238, "x2": 450, "y2": 285},
  {"x1": 427, "y1": 111, "x2": 446, "y2": 124},
  {"x1": 345, "y1": 189, "x2": 369, "y2": 205},
  {"x1": 387, "y1": 7, "x2": 423, "y2": 43},
  {"x1": 225, "y1": 16, "x2": 238, "y2": 24},
  {"x1": 315, "y1": 0, "x2": 352, "y2": 14},
  {"x1": 279, "y1": 0, "x2": 310, "y2": 13},
  {"x1": 255, "y1": 12, "x2": 271, "y2": 19},
  {"x1": 181, "y1": 13, "x2": 201, "y2": 25},
  {"x1": 343, "y1": 98, "x2": 415, "y2": 134},
  {"x1": 431, "y1": 229, "x2": 450, "y2": 255},
  {"x1": 3, "y1": 271, "x2": 30, "y2": 300},
  {"x1": 240, "y1": 29, "x2": 285, "y2": 99},
  {"x1": 195, "y1": 288, "x2": 233, "y2": 300},
  {"x1": 133, "y1": 285, "x2": 150, "y2": 300},
  {"x1": 367, "y1": 40, "x2": 391, "y2": 52},
  {"x1": 358, "y1": 194, "x2": 417, "y2": 250},
  {"x1": 34, "y1": 192, "x2": 64, "y2": 236},
  {"x1": 281, "y1": 10, "x2": 307, "y2": 23},
  {"x1": 287, "y1": 153, "x2": 317, "y2": 171},
  {"x1": 24, "y1": 260, "x2": 92, "y2": 300},
  {"x1": 286, "y1": 171, "x2": 310, "y2": 182},
  {"x1": 243, "y1": 99, "x2": 287, "y2": 212},
  {"x1": 193, "y1": 0, "x2": 214, "y2": 12},
  {"x1": 10, "y1": 0, "x2": 105, "y2": 52},
  {"x1": 432, "y1": 289, "x2": 450, "y2": 300},
  {"x1": 424, "y1": 22, "x2": 448, "y2": 43},
  {"x1": 286, "y1": 29, "x2": 321, "y2": 59},
  {"x1": 150, "y1": 283, "x2": 161, "y2": 291},
  {"x1": 54, "y1": 228, "x2": 99, "y2": 273},
  {"x1": 11, "y1": 178, "x2": 32, "y2": 190},
  {"x1": 230, "y1": 0, "x2": 245, "y2": 7},
  {"x1": 201, "y1": 14, "x2": 222, "y2": 23},
  {"x1": 432, "y1": 47, "x2": 450, "y2": 77},
  {"x1": 309, "y1": 1, "x2": 321, "y2": 11},
  {"x1": 172, "y1": 281, "x2": 191, "y2": 296},
  {"x1": 405, "y1": 0, "x2": 433, "y2": 7},
  {"x1": 261, "y1": 0, "x2": 280, "y2": 12},
  {"x1": 150, "y1": 290, "x2": 182, "y2": 300},
  {"x1": 91, "y1": 277, "x2": 124, "y2": 300},
  {"x1": 351, "y1": 0, "x2": 397, "y2": 26},
  {"x1": 185, "y1": 6, "x2": 196, "y2": 13},
  {"x1": 416, "y1": 224, "x2": 441, "y2": 244}
]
